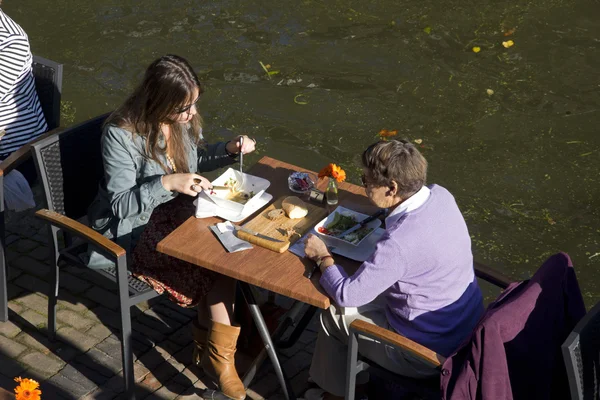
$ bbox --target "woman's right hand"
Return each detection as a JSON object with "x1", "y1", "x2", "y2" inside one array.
[{"x1": 161, "y1": 173, "x2": 212, "y2": 196}]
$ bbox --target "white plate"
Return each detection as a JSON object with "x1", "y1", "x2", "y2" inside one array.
[
  {"x1": 288, "y1": 228, "x2": 385, "y2": 263},
  {"x1": 313, "y1": 206, "x2": 382, "y2": 247},
  {"x1": 194, "y1": 191, "x2": 273, "y2": 223},
  {"x1": 203, "y1": 168, "x2": 271, "y2": 214}
]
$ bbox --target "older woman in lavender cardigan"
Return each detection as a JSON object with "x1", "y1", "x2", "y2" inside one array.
[{"x1": 302, "y1": 140, "x2": 484, "y2": 400}]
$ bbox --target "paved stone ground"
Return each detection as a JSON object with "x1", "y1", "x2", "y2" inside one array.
[{"x1": 0, "y1": 185, "x2": 319, "y2": 399}]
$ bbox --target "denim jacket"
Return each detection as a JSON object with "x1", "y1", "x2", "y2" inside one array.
[{"x1": 86, "y1": 124, "x2": 236, "y2": 268}]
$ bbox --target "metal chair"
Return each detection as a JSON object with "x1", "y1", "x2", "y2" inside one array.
[
  {"x1": 31, "y1": 114, "x2": 162, "y2": 400},
  {"x1": 0, "y1": 55, "x2": 63, "y2": 322},
  {"x1": 562, "y1": 301, "x2": 600, "y2": 399},
  {"x1": 345, "y1": 263, "x2": 512, "y2": 400},
  {"x1": 32, "y1": 55, "x2": 63, "y2": 130}
]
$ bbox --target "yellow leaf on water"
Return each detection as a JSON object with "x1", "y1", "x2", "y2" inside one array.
[
  {"x1": 423, "y1": 27, "x2": 432, "y2": 34},
  {"x1": 502, "y1": 40, "x2": 514, "y2": 48},
  {"x1": 486, "y1": 89, "x2": 494, "y2": 95},
  {"x1": 265, "y1": 64, "x2": 271, "y2": 69},
  {"x1": 472, "y1": 46, "x2": 481, "y2": 53},
  {"x1": 414, "y1": 139, "x2": 423, "y2": 144}
]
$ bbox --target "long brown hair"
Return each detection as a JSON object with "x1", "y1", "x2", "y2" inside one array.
[{"x1": 106, "y1": 54, "x2": 204, "y2": 173}]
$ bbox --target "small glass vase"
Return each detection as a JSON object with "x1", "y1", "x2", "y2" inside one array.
[{"x1": 326, "y1": 177, "x2": 339, "y2": 206}]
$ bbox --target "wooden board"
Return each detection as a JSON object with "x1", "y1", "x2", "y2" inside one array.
[{"x1": 236, "y1": 195, "x2": 328, "y2": 253}]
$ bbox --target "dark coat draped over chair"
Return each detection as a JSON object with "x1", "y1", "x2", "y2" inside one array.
[{"x1": 441, "y1": 252, "x2": 586, "y2": 400}]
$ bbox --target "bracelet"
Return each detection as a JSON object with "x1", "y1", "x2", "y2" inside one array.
[{"x1": 316, "y1": 255, "x2": 333, "y2": 268}]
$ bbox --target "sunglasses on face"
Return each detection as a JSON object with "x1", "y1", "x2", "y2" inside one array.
[{"x1": 176, "y1": 95, "x2": 200, "y2": 115}]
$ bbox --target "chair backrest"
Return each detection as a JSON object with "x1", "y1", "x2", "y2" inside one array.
[
  {"x1": 32, "y1": 55, "x2": 63, "y2": 130},
  {"x1": 31, "y1": 113, "x2": 110, "y2": 220},
  {"x1": 562, "y1": 301, "x2": 600, "y2": 400}
]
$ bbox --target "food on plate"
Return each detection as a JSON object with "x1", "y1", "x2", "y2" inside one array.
[
  {"x1": 208, "y1": 177, "x2": 255, "y2": 204},
  {"x1": 227, "y1": 191, "x2": 254, "y2": 204},
  {"x1": 267, "y1": 209, "x2": 285, "y2": 220},
  {"x1": 288, "y1": 172, "x2": 315, "y2": 193},
  {"x1": 317, "y1": 212, "x2": 374, "y2": 245},
  {"x1": 224, "y1": 177, "x2": 239, "y2": 189},
  {"x1": 282, "y1": 196, "x2": 309, "y2": 219}
]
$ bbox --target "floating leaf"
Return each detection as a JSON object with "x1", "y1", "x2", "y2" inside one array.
[
  {"x1": 378, "y1": 129, "x2": 398, "y2": 140},
  {"x1": 265, "y1": 64, "x2": 271, "y2": 69},
  {"x1": 486, "y1": 89, "x2": 494, "y2": 95},
  {"x1": 423, "y1": 26, "x2": 432, "y2": 34},
  {"x1": 503, "y1": 28, "x2": 516, "y2": 36},
  {"x1": 414, "y1": 138, "x2": 423, "y2": 144},
  {"x1": 472, "y1": 46, "x2": 481, "y2": 53},
  {"x1": 566, "y1": 141, "x2": 582, "y2": 144},
  {"x1": 268, "y1": 70, "x2": 280, "y2": 76},
  {"x1": 259, "y1": 61, "x2": 271, "y2": 80},
  {"x1": 502, "y1": 40, "x2": 514, "y2": 48},
  {"x1": 294, "y1": 94, "x2": 308, "y2": 105},
  {"x1": 580, "y1": 152, "x2": 593, "y2": 157}
]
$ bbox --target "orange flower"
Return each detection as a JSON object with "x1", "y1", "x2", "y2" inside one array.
[
  {"x1": 14, "y1": 377, "x2": 41, "y2": 400},
  {"x1": 378, "y1": 129, "x2": 398, "y2": 140},
  {"x1": 318, "y1": 163, "x2": 346, "y2": 183}
]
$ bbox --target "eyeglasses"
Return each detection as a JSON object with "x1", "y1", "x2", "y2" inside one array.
[
  {"x1": 361, "y1": 174, "x2": 369, "y2": 187},
  {"x1": 176, "y1": 95, "x2": 200, "y2": 115},
  {"x1": 361, "y1": 174, "x2": 388, "y2": 188}
]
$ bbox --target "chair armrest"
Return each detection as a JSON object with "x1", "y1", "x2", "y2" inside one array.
[
  {"x1": 349, "y1": 319, "x2": 446, "y2": 367},
  {"x1": 35, "y1": 209, "x2": 125, "y2": 259},
  {"x1": 0, "y1": 127, "x2": 62, "y2": 176},
  {"x1": 474, "y1": 261, "x2": 511, "y2": 289}
]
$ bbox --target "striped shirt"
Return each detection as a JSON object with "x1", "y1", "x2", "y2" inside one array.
[{"x1": 0, "y1": 9, "x2": 47, "y2": 158}]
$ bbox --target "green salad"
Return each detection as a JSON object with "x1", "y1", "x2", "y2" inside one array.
[{"x1": 317, "y1": 212, "x2": 374, "y2": 245}]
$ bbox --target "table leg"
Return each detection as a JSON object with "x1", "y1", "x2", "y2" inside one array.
[{"x1": 240, "y1": 282, "x2": 296, "y2": 400}]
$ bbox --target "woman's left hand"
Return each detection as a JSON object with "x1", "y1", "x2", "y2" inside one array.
[
  {"x1": 226, "y1": 135, "x2": 256, "y2": 155},
  {"x1": 303, "y1": 234, "x2": 330, "y2": 261}
]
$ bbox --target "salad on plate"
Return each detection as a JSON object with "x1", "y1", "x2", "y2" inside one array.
[{"x1": 317, "y1": 211, "x2": 374, "y2": 245}]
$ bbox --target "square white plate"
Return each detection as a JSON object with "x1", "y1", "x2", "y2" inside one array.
[
  {"x1": 289, "y1": 228, "x2": 385, "y2": 263},
  {"x1": 203, "y1": 168, "x2": 270, "y2": 214},
  {"x1": 313, "y1": 206, "x2": 382, "y2": 247},
  {"x1": 194, "y1": 191, "x2": 273, "y2": 223}
]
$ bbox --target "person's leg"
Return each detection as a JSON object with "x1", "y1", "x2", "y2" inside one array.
[
  {"x1": 308, "y1": 305, "x2": 366, "y2": 398},
  {"x1": 201, "y1": 276, "x2": 246, "y2": 400},
  {"x1": 205, "y1": 275, "x2": 236, "y2": 325},
  {"x1": 15, "y1": 157, "x2": 37, "y2": 186}
]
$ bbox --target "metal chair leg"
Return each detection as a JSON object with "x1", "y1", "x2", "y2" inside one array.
[
  {"x1": 0, "y1": 195, "x2": 8, "y2": 322},
  {"x1": 116, "y1": 257, "x2": 135, "y2": 400},
  {"x1": 47, "y1": 225, "x2": 61, "y2": 340},
  {"x1": 47, "y1": 261, "x2": 58, "y2": 340},
  {"x1": 345, "y1": 329, "x2": 359, "y2": 400},
  {"x1": 0, "y1": 253, "x2": 7, "y2": 322},
  {"x1": 240, "y1": 282, "x2": 296, "y2": 400}
]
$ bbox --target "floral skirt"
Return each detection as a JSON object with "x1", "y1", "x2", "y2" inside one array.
[{"x1": 131, "y1": 195, "x2": 217, "y2": 308}]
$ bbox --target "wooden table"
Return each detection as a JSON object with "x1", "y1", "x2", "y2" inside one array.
[
  {"x1": 0, "y1": 386, "x2": 12, "y2": 400},
  {"x1": 157, "y1": 156, "x2": 378, "y2": 399}
]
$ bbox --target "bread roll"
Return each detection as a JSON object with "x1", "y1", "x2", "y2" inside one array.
[{"x1": 282, "y1": 196, "x2": 308, "y2": 219}]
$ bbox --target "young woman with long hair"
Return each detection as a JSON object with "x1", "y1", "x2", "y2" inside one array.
[{"x1": 87, "y1": 54, "x2": 254, "y2": 400}]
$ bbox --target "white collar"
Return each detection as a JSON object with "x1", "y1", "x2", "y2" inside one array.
[{"x1": 385, "y1": 185, "x2": 431, "y2": 227}]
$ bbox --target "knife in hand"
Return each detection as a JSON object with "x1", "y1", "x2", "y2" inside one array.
[
  {"x1": 335, "y1": 209, "x2": 386, "y2": 239},
  {"x1": 232, "y1": 224, "x2": 285, "y2": 243}
]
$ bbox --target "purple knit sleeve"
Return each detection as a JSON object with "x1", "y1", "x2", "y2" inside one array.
[{"x1": 319, "y1": 233, "x2": 405, "y2": 307}]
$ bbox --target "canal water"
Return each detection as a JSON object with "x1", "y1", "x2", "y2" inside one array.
[{"x1": 6, "y1": 0, "x2": 600, "y2": 305}]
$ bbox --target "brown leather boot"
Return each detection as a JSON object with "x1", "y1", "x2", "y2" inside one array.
[
  {"x1": 192, "y1": 319, "x2": 208, "y2": 367},
  {"x1": 201, "y1": 321, "x2": 246, "y2": 400}
]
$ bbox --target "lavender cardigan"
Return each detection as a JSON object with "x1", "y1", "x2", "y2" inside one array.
[{"x1": 320, "y1": 184, "x2": 483, "y2": 356}]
